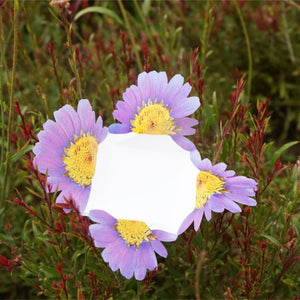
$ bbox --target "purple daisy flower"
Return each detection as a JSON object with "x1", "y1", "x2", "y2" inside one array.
[
  {"x1": 109, "y1": 71, "x2": 200, "y2": 150},
  {"x1": 89, "y1": 210, "x2": 177, "y2": 280},
  {"x1": 178, "y1": 151, "x2": 257, "y2": 234},
  {"x1": 32, "y1": 99, "x2": 108, "y2": 213}
]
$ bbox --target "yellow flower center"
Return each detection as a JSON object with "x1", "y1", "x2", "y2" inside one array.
[
  {"x1": 115, "y1": 219, "x2": 155, "y2": 248},
  {"x1": 131, "y1": 99, "x2": 177, "y2": 135},
  {"x1": 62, "y1": 132, "x2": 98, "y2": 187},
  {"x1": 195, "y1": 171, "x2": 226, "y2": 209}
]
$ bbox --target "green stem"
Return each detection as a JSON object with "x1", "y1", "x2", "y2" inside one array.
[
  {"x1": 201, "y1": 0, "x2": 211, "y2": 66},
  {"x1": 1, "y1": 0, "x2": 19, "y2": 203},
  {"x1": 195, "y1": 251, "x2": 206, "y2": 300},
  {"x1": 233, "y1": 0, "x2": 252, "y2": 101},
  {"x1": 132, "y1": 0, "x2": 161, "y2": 68},
  {"x1": 0, "y1": 17, "x2": 14, "y2": 180},
  {"x1": 67, "y1": 23, "x2": 82, "y2": 99},
  {"x1": 281, "y1": 2, "x2": 295, "y2": 63},
  {"x1": 132, "y1": 0, "x2": 150, "y2": 38},
  {"x1": 117, "y1": 0, "x2": 143, "y2": 72}
]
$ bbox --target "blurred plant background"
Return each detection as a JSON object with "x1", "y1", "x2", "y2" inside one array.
[{"x1": 0, "y1": 0, "x2": 299, "y2": 298}]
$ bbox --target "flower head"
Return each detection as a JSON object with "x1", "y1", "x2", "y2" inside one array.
[
  {"x1": 32, "y1": 99, "x2": 108, "y2": 213},
  {"x1": 178, "y1": 151, "x2": 257, "y2": 234},
  {"x1": 89, "y1": 210, "x2": 177, "y2": 280},
  {"x1": 109, "y1": 71, "x2": 200, "y2": 150}
]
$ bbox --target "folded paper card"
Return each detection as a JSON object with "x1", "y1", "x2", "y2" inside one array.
[{"x1": 84, "y1": 132, "x2": 199, "y2": 235}]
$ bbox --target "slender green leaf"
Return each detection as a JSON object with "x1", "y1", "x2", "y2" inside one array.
[
  {"x1": 263, "y1": 141, "x2": 274, "y2": 155},
  {"x1": 270, "y1": 141, "x2": 299, "y2": 165},
  {"x1": 171, "y1": 26, "x2": 182, "y2": 49},
  {"x1": 142, "y1": 0, "x2": 151, "y2": 15},
  {"x1": 238, "y1": 133, "x2": 248, "y2": 144},
  {"x1": 74, "y1": 6, "x2": 124, "y2": 26},
  {"x1": 11, "y1": 142, "x2": 33, "y2": 163},
  {"x1": 261, "y1": 234, "x2": 282, "y2": 247}
]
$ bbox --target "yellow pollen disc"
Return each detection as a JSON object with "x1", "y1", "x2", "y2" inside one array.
[
  {"x1": 131, "y1": 99, "x2": 177, "y2": 135},
  {"x1": 115, "y1": 219, "x2": 155, "y2": 248},
  {"x1": 195, "y1": 171, "x2": 226, "y2": 209},
  {"x1": 62, "y1": 133, "x2": 98, "y2": 187}
]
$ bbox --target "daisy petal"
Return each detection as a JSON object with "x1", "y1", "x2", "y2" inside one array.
[
  {"x1": 176, "y1": 117, "x2": 198, "y2": 129},
  {"x1": 89, "y1": 224, "x2": 119, "y2": 247},
  {"x1": 96, "y1": 126, "x2": 108, "y2": 143},
  {"x1": 190, "y1": 150, "x2": 202, "y2": 169},
  {"x1": 171, "y1": 97, "x2": 200, "y2": 118},
  {"x1": 77, "y1": 99, "x2": 95, "y2": 133},
  {"x1": 74, "y1": 187, "x2": 91, "y2": 212},
  {"x1": 101, "y1": 239, "x2": 122, "y2": 263},
  {"x1": 130, "y1": 85, "x2": 144, "y2": 108},
  {"x1": 33, "y1": 154, "x2": 64, "y2": 173},
  {"x1": 63, "y1": 104, "x2": 82, "y2": 135},
  {"x1": 164, "y1": 74, "x2": 184, "y2": 104},
  {"x1": 194, "y1": 209, "x2": 204, "y2": 231},
  {"x1": 108, "y1": 123, "x2": 130, "y2": 133},
  {"x1": 109, "y1": 244, "x2": 125, "y2": 271},
  {"x1": 204, "y1": 207, "x2": 212, "y2": 221},
  {"x1": 137, "y1": 72, "x2": 151, "y2": 100},
  {"x1": 171, "y1": 82, "x2": 192, "y2": 104},
  {"x1": 89, "y1": 210, "x2": 116, "y2": 225},
  {"x1": 171, "y1": 135, "x2": 196, "y2": 151},
  {"x1": 123, "y1": 88, "x2": 139, "y2": 111},
  {"x1": 46, "y1": 176, "x2": 70, "y2": 192},
  {"x1": 226, "y1": 193, "x2": 257, "y2": 206},
  {"x1": 53, "y1": 105, "x2": 76, "y2": 138},
  {"x1": 212, "y1": 162, "x2": 227, "y2": 173},
  {"x1": 135, "y1": 250, "x2": 147, "y2": 280},
  {"x1": 120, "y1": 246, "x2": 137, "y2": 279},
  {"x1": 227, "y1": 176, "x2": 257, "y2": 188},
  {"x1": 155, "y1": 72, "x2": 168, "y2": 100},
  {"x1": 224, "y1": 170, "x2": 235, "y2": 177},
  {"x1": 221, "y1": 196, "x2": 242, "y2": 213},
  {"x1": 178, "y1": 210, "x2": 196, "y2": 234},
  {"x1": 208, "y1": 195, "x2": 225, "y2": 213},
  {"x1": 228, "y1": 187, "x2": 256, "y2": 196},
  {"x1": 198, "y1": 158, "x2": 212, "y2": 171},
  {"x1": 140, "y1": 242, "x2": 157, "y2": 271},
  {"x1": 178, "y1": 127, "x2": 196, "y2": 136},
  {"x1": 42, "y1": 120, "x2": 68, "y2": 146},
  {"x1": 151, "y1": 240, "x2": 168, "y2": 258},
  {"x1": 152, "y1": 230, "x2": 177, "y2": 242},
  {"x1": 113, "y1": 101, "x2": 133, "y2": 124},
  {"x1": 147, "y1": 71, "x2": 160, "y2": 100}
]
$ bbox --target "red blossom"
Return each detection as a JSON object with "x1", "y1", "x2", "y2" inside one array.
[
  {"x1": 188, "y1": 48, "x2": 205, "y2": 105},
  {"x1": 0, "y1": 254, "x2": 13, "y2": 270},
  {"x1": 141, "y1": 31, "x2": 150, "y2": 72}
]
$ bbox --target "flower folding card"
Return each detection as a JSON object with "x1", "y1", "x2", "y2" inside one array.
[{"x1": 32, "y1": 71, "x2": 257, "y2": 281}]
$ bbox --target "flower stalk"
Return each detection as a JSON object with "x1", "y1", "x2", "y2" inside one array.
[{"x1": 1, "y1": 0, "x2": 19, "y2": 203}]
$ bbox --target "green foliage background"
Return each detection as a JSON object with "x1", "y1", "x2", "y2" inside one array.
[{"x1": 0, "y1": 0, "x2": 299, "y2": 299}]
